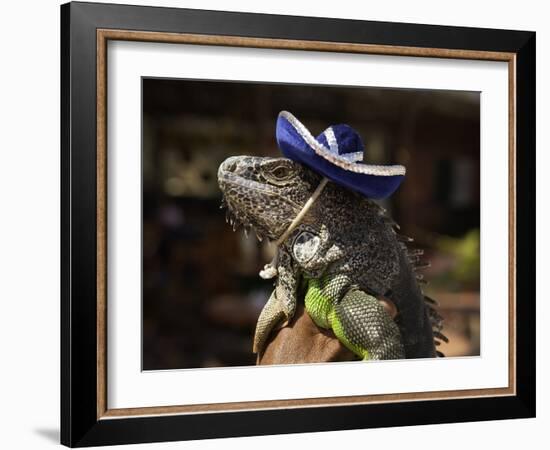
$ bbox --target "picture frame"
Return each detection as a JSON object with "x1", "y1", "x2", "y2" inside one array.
[{"x1": 60, "y1": 1, "x2": 535, "y2": 447}]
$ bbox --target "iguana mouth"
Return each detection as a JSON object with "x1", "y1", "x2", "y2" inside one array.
[
  {"x1": 218, "y1": 162, "x2": 302, "y2": 241},
  {"x1": 218, "y1": 174, "x2": 278, "y2": 242},
  {"x1": 219, "y1": 171, "x2": 278, "y2": 196},
  {"x1": 219, "y1": 191, "x2": 265, "y2": 241}
]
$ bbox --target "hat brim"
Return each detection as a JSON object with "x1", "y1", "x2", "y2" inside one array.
[{"x1": 276, "y1": 111, "x2": 405, "y2": 199}]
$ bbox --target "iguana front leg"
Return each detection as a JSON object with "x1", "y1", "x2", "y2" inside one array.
[
  {"x1": 253, "y1": 249, "x2": 298, "y2": 354},
  {"x1": 305, "y1": 276, "x2": 404, "y2": 360},
  {"x1": 254, "y1": 284, "x2": 297, "y2": 354},
  {"x1": 331, "y1": 289, "x2": 404, "y2": 360}
]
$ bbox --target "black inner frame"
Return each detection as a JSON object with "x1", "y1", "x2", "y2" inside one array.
[{"x1": 61, "y1": 2, "x2": 535, "y2": 447}]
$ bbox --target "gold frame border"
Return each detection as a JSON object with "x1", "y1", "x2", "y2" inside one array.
[{"x1": 96, "y1": 29, "x2": 517, "y2": 420}]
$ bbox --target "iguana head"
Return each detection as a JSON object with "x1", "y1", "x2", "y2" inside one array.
[{"x1": 218, "y1": 156, "x2": 321, "y2": 241}]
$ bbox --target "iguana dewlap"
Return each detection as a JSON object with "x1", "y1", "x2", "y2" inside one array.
[{"x1": 218, "y1": 155, "x2": 444, "y2": 361}]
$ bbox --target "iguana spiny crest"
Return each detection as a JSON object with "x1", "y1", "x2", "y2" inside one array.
[{"x1": 218, "y1": 155, "x2": 445, "y2": 360}]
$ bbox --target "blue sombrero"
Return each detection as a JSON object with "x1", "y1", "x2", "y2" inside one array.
[{"x1": 275, "y1": 111, "x2": 405, "y2": 199}]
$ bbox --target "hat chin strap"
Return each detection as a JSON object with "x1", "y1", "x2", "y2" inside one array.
[{"x1": 259, "y1": 177, "x2": 329, "y2": 279}]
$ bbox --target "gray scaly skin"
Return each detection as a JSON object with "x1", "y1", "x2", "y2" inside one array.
[{"x1": 218, "y1": 156, "x2": 445, "y2": 360}]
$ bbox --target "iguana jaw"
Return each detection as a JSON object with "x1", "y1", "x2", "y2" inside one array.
[{"x1": 218, "y1": 157, "x2": 302, "y2": 241}]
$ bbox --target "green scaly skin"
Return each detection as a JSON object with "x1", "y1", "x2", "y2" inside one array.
[
  {"x1": 304, "y1": 276, "x2": 369, "y2": 359},
  {"x1": 304, "y1": 274, "x2": 404, "y2": 360}
]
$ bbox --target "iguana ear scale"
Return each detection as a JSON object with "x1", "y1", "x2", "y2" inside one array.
[
  {"x1": 292, "y1": 231, "x2": 321, "y2": 264},
  {"x1": 288, "y1": 225, "x2": 342, "y2": 279}
]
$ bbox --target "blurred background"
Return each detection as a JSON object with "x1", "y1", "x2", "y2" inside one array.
[{"x1": 142, "y1": 78, "x2": 480, "y2": 370}]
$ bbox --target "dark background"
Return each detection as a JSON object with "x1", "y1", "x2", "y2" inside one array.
[{"x1": 142, "y1": 78, "x2": 480, "y2": 370}]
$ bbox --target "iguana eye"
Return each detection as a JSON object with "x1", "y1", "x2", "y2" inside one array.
[{"x1": 271, "y1": 166, "x2": 291, "y2": 179}]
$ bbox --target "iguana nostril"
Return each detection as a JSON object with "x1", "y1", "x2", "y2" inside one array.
[{"x1": 220, "y1": 157, "x2": 239, "y2": 173}]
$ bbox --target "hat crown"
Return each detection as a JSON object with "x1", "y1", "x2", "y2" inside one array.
[
  {"x1": 275, "y1": 111, "x2": 405, "y2": 199},
  {"x1": 316, "y1": 124, "x2": 365, "y2": 164}
]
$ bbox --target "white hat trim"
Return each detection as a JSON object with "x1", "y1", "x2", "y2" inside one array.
[{"x1": 279, "y1": 111, "x2": 406, "y2": 177}]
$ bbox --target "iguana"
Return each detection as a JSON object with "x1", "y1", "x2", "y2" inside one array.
[{"x1": 217, "y1": 156, "x2": 445, "y2": 361}]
